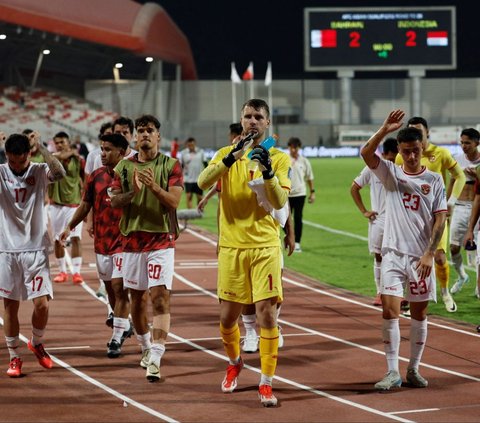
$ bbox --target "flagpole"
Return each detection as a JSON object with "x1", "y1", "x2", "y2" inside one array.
[
  {"x1": 268, "y1": 83, "x2": 272, "y2": 136},
  {"x1": 232, "y1": 79, "x2": 237, "y2": 122},
  {"x1": 231, "y1": 62, "x2": 239, "y2": 122},
  {"x1": 267, "y1": 61, "x2": 272, "y2": 135}
]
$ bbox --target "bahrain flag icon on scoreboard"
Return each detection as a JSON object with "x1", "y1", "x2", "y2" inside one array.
[
  {"x1": 311, "y1": 29, "x2": 337, "y2": 48},
  {"x1": 426, "y1": 31, "x2": 449, "y2": 46}
]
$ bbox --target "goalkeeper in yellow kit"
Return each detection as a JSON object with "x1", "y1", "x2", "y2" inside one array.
[
  {"x1": 396, "y1": 116, "x2": 465, "y2": 312},
  {"x1": 198, "y1": 99, "x2": 291, "y2": 407}
]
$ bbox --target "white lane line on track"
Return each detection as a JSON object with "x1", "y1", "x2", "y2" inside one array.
[
  {"x1": 77, "y1": 267, "x2": 409, "y2": 422},
  {"x1": 165, "y1": 332, "x2": 313, "y2": 345},
  {"x1": 183, "y1": 228, "x2": 480, "y2": 378},
  {"x1": 47, "y1": 346, "x2": 91, "y2": 350},
  {"x1": 283, "y1": 276, "x2": 480, "y2": 337},
  {"x1": 278, "y1": 318, "x2": 480, "y2": 382},
  {"x1": 69, "y1": 227, "x2": 476, "y2": 422},
  {"x1": 72, "y1": 247, "x2": 476, "y2": 423},
  {"x1": 174, "y1": 265, "x2": 218, "y2": 269},
  {"x1": 176, "y1": 260, "x2": 218, "y2": 266},
  {"x1": 167, "y1": 330, "x2": 414, "y2": 423},
  {"x1": 0, "y1": 318, "x2": 177, "y2": 423},
  {"x1": 185, "y1": 228, "x2": 479, "y2": 337},
  {"x1": 173, "y1": 271, "x2": 480, "y2": 383},
  {"x1": 391, "y1": 408, "x2": 440, "y2": 415},
  {"x1": 391, "y1": 404, "x2": 480, "y2": 415}
]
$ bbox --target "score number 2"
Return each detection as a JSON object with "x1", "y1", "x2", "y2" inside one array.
[
  {"x1": 349, "y1": 31, "x2": 360, "y2": 47},
  {"x1": 405, "y1": 30, "x2": 416, "y2": 47}
]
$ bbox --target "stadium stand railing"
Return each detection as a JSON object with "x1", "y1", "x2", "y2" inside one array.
[{"x1": 0, "y1": 86, "x2": 118, "y2": 143}]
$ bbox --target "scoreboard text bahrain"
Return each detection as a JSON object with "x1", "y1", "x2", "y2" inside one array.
[{"x1": 305, "y1": 7, "x2": 456, "y2": 71}]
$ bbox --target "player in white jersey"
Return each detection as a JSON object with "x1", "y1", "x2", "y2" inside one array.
[
  {"x1": 449, "y1": 128, "x2": 480, "y2": 294},
  {"x1": 464, "y1": 167, "x2": 480, "y2": 319},
  {"x1": 351, "y1": 138, "x2": 398, "y2": 306},
  {"x1": 361, "y1": 110, "x2": 447, "y2": 391},
  {"x1": 0, "y1": 133, "x2": 66, "y2": 377}
]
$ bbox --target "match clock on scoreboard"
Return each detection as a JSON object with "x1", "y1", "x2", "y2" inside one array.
[{"x1": 304, "y1": 7, "x2": 456, "y2": 71}]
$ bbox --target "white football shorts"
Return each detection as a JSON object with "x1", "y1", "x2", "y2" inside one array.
[
  {"x1": 0, "y1": 250, "x2": 53, "y2": 301},
  {"x1": 49, "y1": 204, "x2": 83, "y2": 240},
  {"x1": 381, "y1": 249, "x2": 436, "y2": 303},
  {"x1": 449, "y1": 201, "x2": 473, "y2": 247},
  {"x1": 368, "y1": 216, "x2": 385, "y2": 254},
  {"x1": 122, "y1": 249, "x2": 174, "y2": 291},
  {"x1": 96, "y1": 253, "x2": 124, "y2": 281}
]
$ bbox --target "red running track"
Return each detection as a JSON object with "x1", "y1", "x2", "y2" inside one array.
[{"x1": 2, "y1": 226, "x2": 480, "y2": 422}]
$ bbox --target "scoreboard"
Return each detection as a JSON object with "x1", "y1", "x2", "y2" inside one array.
[{"x1": 305, "y1": 7, "x2": 456, "y2": 71}]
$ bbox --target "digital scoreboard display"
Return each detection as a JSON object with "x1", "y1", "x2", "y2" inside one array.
[{"x1": 305, "y1": 7, "x2": 456, "y2": 71}]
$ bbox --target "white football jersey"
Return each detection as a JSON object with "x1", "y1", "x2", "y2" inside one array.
[
  {"x1": 0, "y1": 163, "x2": 52, "y2": 252},
  {"x1": 84, "y1": 147, "x2": 101, "y2": 175},
  {"x1": 353, "y1": 166, "x2": 386, "y2": 217},
  {"x1": 454, "y1": 153, "x2": 480, "y2": 182},
  {"x1": 371, "y1": 159, "x2": 447, "y2": 258}
]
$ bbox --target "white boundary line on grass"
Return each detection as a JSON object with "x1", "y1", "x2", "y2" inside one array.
[
  {"x1": 303, "y1": 220, "x2": 369, "y2": 242},
  {"x1": 304, "y1": 219, "x2": 476, "y2": 274}
]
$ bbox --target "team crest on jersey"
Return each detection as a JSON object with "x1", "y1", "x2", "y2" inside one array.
[
  {"x1": 428, "y1": 155, "x2": 436, "y2": 162},
  {"x1": 421, "y1": 184, "x2": 431, "y2": 195},
  {"x1": 26, "y1": 176, "x2": 35, "y2": 185}
]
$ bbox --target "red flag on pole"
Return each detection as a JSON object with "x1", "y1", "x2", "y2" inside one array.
[{"x1": 242, "y1": 62, "x2": 254, "y2": 80}]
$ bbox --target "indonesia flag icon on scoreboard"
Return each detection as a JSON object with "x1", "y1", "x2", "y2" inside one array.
[
  {"x1": 426, "y1": 31, "x2": 449, "y2": 46},
  {"x1": 311, "y1": 29, "x2": 337, "y2": 48}
]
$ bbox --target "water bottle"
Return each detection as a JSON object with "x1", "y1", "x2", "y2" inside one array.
[
  {"x1": 465, "y1": 240, "x2": 477, "y2": 266},
  {"x1": 247, "y1": 135, "x2": 277, "y2": 159},
  {"x1": 247, "y1": 135, "x2": 278, "y2": 173}
]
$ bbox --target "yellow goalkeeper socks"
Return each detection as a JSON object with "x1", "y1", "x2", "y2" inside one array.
[
  {"x1": 259, "y1": 326, "x2": 279, "y2": 377},
  {"x1": 220, "y1": 322, "x2": 241, "y2": 364}
]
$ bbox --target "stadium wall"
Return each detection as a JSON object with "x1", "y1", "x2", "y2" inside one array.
[{"x1": 84, "y1": 77, "x2": 480, "y2": 149}]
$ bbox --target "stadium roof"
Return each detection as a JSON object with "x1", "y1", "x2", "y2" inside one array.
[{"x1": 0, "y1": 0, "x2": 196, "y2": 92}]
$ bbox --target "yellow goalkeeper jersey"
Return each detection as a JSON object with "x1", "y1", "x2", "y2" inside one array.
[{"x1": 210, "y1": 146, "x2": 291, "y2": 249}]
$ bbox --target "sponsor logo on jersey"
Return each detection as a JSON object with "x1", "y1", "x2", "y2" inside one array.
[
  {"x1": 421, "y1": 184, "x2": 431, "y2": 195},
  {"x1": 26, "y1": 176, "x2": 35, "y2": 185}
]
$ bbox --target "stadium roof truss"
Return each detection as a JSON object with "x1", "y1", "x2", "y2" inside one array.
[{"x1": 0, "y1": 0, "x2": 197, "y2": 89}]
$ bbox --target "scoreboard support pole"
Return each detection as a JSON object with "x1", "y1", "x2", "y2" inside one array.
[
  {"x1": 338, "y1": 69, "x2": 354, "y2": 124},
  {"x1": 409, "y1": 69, "x2": 425, "y2": 117}
]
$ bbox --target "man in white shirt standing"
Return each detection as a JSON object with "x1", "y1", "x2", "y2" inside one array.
[
  {"x1": 361, "y1": 110, "x2": 447, "y2": 391},
  {"x1": 287, "y1": 137, "x2": 315, "y2": 252},
  {"x1": 0, "y1": 133, "x2": 65, "y2": 377},
  {"x1": 180, "y1": 137, "x2": 206, "y2": 209}
]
